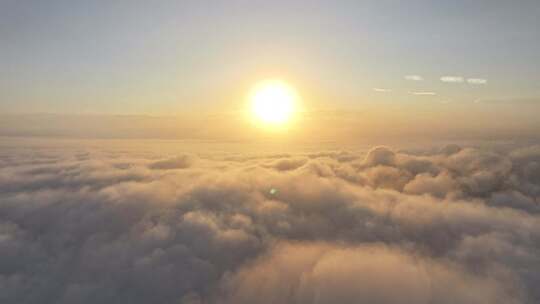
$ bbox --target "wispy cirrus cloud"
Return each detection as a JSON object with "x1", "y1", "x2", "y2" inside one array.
[
  {"x1": 467, "y1": 78, "x2": 488, "y2": 85},
  {"x1": 404, "y1": 75, "x2": 423, "y2": 81},
  {"x1": 440, "y1": 76, "x2": 464, "y2": 83},
  {"x1": 409, "y1": 91, "x2": 436, "y2": 96},
  {"x1": 474, "y1": 97, "x2": 539, "y2": 104},
  {"x1": 373, "y1": 88, "x2": 391, "y2": 93}
]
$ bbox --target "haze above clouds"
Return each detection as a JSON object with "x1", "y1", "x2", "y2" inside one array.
[{"x1": 2, "y1": 101, "x2": 540, "y2": 143}]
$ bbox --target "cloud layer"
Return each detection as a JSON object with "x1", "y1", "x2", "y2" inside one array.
[{"x1": 1, "y1": 142, "x2": 540, "y2": 303}]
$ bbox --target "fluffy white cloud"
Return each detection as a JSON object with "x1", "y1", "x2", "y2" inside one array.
[{"x1": 1, "y1": 143, "x2": 540, "y2": 303}]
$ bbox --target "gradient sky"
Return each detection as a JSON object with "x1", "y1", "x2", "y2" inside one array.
[{"x1": 2, "y1": 0, "x2": 539, "y2": 115}]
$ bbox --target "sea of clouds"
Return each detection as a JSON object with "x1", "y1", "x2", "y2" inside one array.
[{"x1": 1, "y1": 140, "x2": 540, "y2": 304}]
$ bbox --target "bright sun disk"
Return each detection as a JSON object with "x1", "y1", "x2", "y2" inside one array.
[{"x1": 250, "y1": 80, "x2": 297, "y2": 126}]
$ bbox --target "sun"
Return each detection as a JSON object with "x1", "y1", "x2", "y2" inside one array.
[{"x1": 250, "y1": 80, "x2": 298, "y2": 126}]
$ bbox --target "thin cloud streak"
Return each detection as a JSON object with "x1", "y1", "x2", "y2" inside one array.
[
  {"x1": 467, "y1": 78, "x2": 488, "y2": 85},
  {"x1": 474, "y1": 97, "x2": 538, "y2": 104},
  {"x1": 440, "y1": 76, "x2": 464, "y2": 83},
  {"x1": 409, "y1": 91, "x2": 436, "y2": 96},
  {"x1": 405, "y1": 75, "x2": 424, "y2": 81}
]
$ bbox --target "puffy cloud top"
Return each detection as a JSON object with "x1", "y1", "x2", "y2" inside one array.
[{"x1": 1, "y1": 142, "x2": 540, "y2": 303}]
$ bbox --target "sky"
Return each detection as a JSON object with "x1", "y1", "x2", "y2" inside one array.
[{"x1": 2, "y1": 0, "x2": 540, "y2": 115}]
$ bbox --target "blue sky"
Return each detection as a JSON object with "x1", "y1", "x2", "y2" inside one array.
[{"x1": 1, "y1": 0, "x2": 539, "y2": 114}]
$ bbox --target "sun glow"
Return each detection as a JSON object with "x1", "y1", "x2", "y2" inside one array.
[{"x1": 250, "y1": 80, "x2": 298, "y2": 126}]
